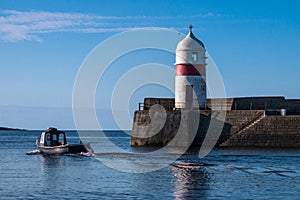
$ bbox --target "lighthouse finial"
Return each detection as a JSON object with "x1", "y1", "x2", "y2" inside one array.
[{"x1": 189, "y1": 24, "x2": 193, "y2": 32}]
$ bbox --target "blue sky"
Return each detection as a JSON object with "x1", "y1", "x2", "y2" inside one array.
[{"x1": 0, "y1": 0, "x2": 300, "y2": 129}]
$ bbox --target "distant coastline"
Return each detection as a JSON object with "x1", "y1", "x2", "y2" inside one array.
[{"x1": 0, "y1": 127, "x2": 26, "y2": 131}]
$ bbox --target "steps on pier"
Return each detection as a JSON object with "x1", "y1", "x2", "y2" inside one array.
[{"x1": 220, "y1": 112, "x2": 265, "y2": 147}]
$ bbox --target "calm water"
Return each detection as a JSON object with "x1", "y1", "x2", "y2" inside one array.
[{"x1": 0, "y1": 130, "x2": 299, "y2": 199}]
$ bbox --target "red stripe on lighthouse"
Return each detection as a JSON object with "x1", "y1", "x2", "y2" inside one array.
[{"x1": 176, "y1": 64, "x2": 206, "y2": 76}]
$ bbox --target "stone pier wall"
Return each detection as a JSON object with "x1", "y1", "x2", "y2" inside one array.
[
  {"x1": 131, "y1": 96, "x2": 300, "y2": 148},
  {"x1": 142, "y1": 96, "x2": 300, "y2": 113},
  {"x1": 130, "y1": 110, "x2": 181, "y2": 146},
  {"x1": 224, "y1": 115, "x2": 300, "y2": 147},
  {"x1": 130, "y1": 110, "x2": 283, "y2": 147}
]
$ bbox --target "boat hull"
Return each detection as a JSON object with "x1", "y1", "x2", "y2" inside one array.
[
  {"x1": 37, "y1": 145, "x2": 69, "y2": 155},
  {"x1": 37, "y1": 144, "x2": 88, "y2": 155}
]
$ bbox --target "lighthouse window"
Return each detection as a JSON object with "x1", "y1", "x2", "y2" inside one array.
[{"x1": 192, "y1": 52, "x2": 198, "y2": 62}]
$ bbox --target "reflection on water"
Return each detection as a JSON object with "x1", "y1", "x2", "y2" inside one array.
[
  {"x1": 171, "y1": 164, "x2": 210, "y2": 199},
  {"x1": 38, "y1": 155, "x2": 67, "y2": 190},
  {"x1": 39, "y1": 155, "x2": 67, "y2": 168}
]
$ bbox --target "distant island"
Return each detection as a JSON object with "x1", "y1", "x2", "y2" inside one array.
[{"x1": 0, "y1": 127, "x2": 26, "y2": 131}]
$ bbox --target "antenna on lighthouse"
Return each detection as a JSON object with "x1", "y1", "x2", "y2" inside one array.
[{"x1": 189, "y1": 24, "x2": 193, "y2": 32}]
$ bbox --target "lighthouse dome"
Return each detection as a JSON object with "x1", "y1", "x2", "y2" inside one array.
[
  {"x1": 175, "y1": 26, "x2": 206, "y2": 65},
  {"x1": 176, "y1": 31, "x2": 205, "y2": 51}
]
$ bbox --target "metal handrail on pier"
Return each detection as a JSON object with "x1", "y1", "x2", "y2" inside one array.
[{"x1": 138, "y1": 102, "x2": 204, "y2": 111}]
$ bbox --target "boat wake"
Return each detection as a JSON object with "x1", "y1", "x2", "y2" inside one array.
[
  {"x1": 25, "y1": 150, "x2": 41, "y2": 155},
  {"x1": 170, "y1": 162, "x2": 217, "y2": 169},
  {"x1": 25, "y1": 149, "x2": 94, "y2": 157}
]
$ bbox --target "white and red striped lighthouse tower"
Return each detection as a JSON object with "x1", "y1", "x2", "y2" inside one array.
[{"x1": 175, "y1": 25, "x2": 207, "y2": 109}]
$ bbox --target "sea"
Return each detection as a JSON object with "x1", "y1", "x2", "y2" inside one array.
[{"x1": 0, "y1": 130, "x2": 299, "y2": 200}]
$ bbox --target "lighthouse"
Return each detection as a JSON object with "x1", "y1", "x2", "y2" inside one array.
[{"x1": 175, "y1": 25, "x2": 207, "y2": 109}]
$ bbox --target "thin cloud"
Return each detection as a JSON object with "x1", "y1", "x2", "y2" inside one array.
[{"x1": 0, "y1": 10, "x2": 217, "y2": 42}]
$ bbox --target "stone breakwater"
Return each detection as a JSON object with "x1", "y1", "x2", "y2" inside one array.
[
  {"x1": 221, "y1": 115, "x2": 300, "y2": 147},
  {"x1": 131, "y1": 109, "x2": 300, "y2": 148}
]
